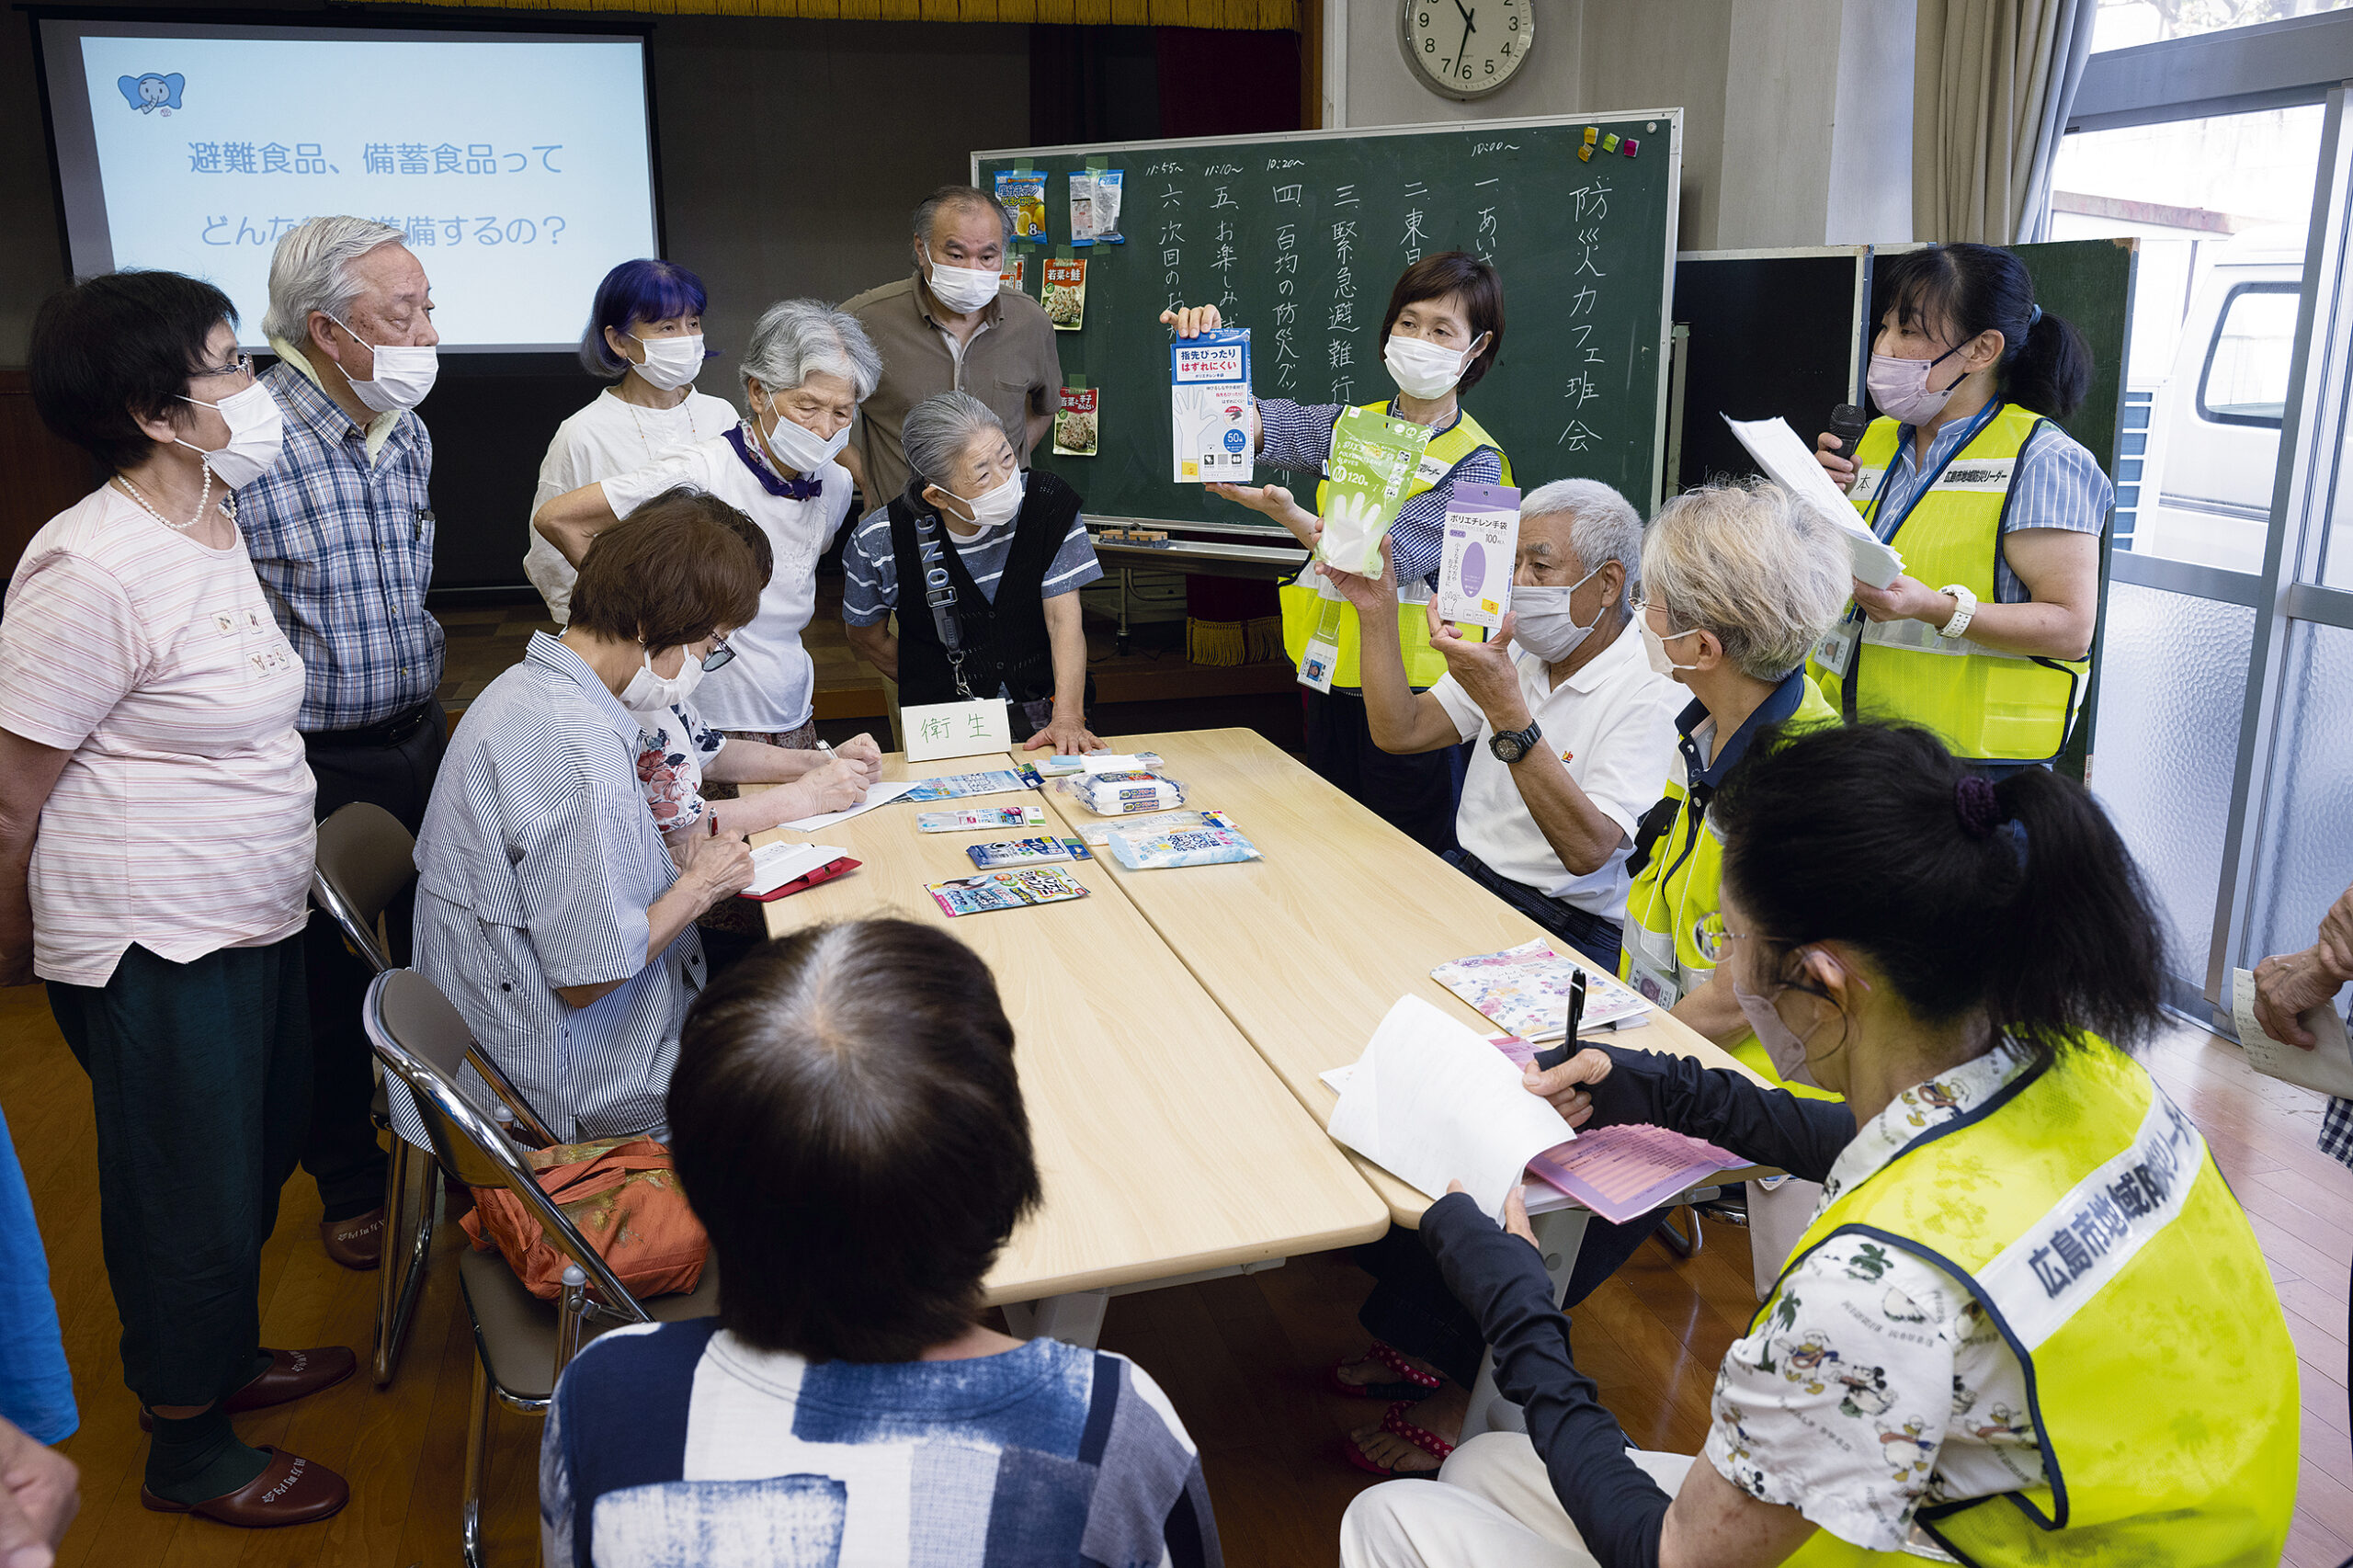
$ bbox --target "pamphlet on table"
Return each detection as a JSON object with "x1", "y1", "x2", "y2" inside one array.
[
  {"x1": 903, "y1": 769, "x2": 1036, "y2": 803},
  {"x1": 926, "y1": 866, "x2": 1090, "y2": 917},
  {"x1": 1431, "y1": 937, "x2": 1651, "y2": 1040}
]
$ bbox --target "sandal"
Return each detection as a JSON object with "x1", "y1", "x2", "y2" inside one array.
[
  {"x1": 1342, "y1": 1401, "x2": 1457, "y2": 1479},
  {"x1": 1328, "y1": 1341, "x2": 1443, "y2": 1402}
]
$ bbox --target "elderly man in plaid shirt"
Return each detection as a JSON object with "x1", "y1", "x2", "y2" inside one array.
[{"x1": 239, "y1": 216, "x2": 444, "y2": 1271}]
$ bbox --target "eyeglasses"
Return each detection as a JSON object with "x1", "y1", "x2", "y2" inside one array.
[
  {"x1": 699, "y1": 638, "x2": 735, "y2": 674},
  {"x1": 1694, "y1": 912, "x2": 1748, "y2": 963},
  {"x1": 195, "y1": 351, "x2": 255, "y2": 382}
]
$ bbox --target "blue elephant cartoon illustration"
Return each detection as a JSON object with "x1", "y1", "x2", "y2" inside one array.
[{"x1": 117, "y1": 73, "x2": 185, "y2": 113}]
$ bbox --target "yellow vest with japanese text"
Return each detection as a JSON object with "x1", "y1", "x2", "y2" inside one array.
[
  {"x1": 1616, "y1": 676, "x2": 1841, "y2": 1101},
  {"x1": 1812, "y1": 404, "x2": 2092, "y2": 764},
  {"x1": 1767, "y1": 1040, "x2": 2297, "y2": 1567},
  {"x1": 1279, "y1": 403, "x2": 1513, "y2": 688}
]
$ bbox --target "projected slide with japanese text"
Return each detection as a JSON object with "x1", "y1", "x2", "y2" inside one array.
[{"x1": 57, "y1": 28, "x2": 656, "y2": 350}]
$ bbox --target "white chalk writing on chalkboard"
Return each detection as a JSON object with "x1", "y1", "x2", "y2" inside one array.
[{"x1": 1267, "y1": 157, "x2": 1305, "y2": 169}]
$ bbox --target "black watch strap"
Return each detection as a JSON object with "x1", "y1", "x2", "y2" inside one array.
[{"x1": 1490, "y1": 719, "x2": 1543, "y2": 763}]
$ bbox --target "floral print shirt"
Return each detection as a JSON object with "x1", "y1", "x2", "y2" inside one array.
[
  {"x1": 631, "y1": 700, "x2": 726, "y2": 837},
  {"x1": 1704, "y1": 1039, "x2": 2046, "y2": 1556}
]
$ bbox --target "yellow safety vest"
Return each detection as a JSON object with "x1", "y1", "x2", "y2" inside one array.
[
  {"x1": 1279, "y1": 403, "x2": 1513, "y2": 688},
  {"x1": 1811, "y1": 404, "x2": 2092, "y2": 764},
  {"x1": 1618, "y1": 676, "x2": 1841, "y2": 1100},
  {"x1": 1768, "y1": 1039, "x2": 2298, "y2": 1567}
]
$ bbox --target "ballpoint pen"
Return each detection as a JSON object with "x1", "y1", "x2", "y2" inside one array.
[{"x1": 1530, "y1": 970, "x2": 1587, "y2": 1074}]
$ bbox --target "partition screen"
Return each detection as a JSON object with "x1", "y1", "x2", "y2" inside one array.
[{"x1": 36, "y1": 17, "x2": 658, "y2": 352}]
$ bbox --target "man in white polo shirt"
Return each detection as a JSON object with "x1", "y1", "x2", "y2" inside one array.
[{"x1": 1335, "y1": 479, "x2": 1680, "y2": 966}]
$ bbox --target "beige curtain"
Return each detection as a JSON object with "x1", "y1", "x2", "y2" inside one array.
[{"x1": 1914, "y1": 0, "x2": 2097, "y2": 244}]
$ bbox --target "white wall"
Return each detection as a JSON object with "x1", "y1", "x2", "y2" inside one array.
[
  {"x1": 1331, "y1": 0, "x2": 1915, "y2": 253},
  {"x1": 1337, "y1": 0, "x2": 1587, "y2": 131}
]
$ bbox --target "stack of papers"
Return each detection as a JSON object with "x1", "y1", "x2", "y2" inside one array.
[
  {"x1": 1430, "y1": 937, "x2": 1651, "y2": 1041},
  {"x1": 1722, "y1": 415, "x2": 1905, "y2": 589}
]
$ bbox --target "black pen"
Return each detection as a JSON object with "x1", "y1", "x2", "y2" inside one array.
[{"x1": 1530, "y1": 970, "x2": 1586, "y2": 1074}]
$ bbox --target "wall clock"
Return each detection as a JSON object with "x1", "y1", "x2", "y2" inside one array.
[{"x1": 1401, "y1": 0, "x2": 1533, "y2": 101}]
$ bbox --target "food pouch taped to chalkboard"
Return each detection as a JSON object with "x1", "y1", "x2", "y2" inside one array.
[
  {"x1": 1054, "y1": 386, "x2": 1098, "y2": 456},
  {"x1": 1437, "y1": 483, "x2": 1521, "y2": 630},
  {"x1": 995, "y1": 170, "x2": 1049, "y2": 244},
  {"x1": 1171, "y1": 328, "x2": 1255, "y2": 484},
  {"x1": 997, "y1": 256, "x2": 1028, "y2": 296},
  {"x1": 1043, "y1": 258, "x2": 1087, "y2": 329},
  {"x1": 1316, "y1": 407, "x2": 1433, "y2": 577},
  {"x1": 1089, "y1": 170, "x2": 1125, "y2": 244}
]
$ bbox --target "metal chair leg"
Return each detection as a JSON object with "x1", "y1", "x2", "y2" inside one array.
[
  {"x1": 1656, "y1": 1205, "x2": 1704, "y2": 1258},
  {"x1": 461, "y1": 1357, "x2": 491, "y2": 1568},
  {"x1": 372, "y1": 1139, "x2": 438, "y2": 1387}
]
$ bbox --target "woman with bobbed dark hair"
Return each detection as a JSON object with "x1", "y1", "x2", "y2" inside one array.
[
  {"x1": 1348, "y1": 722, "x2": 2297, "y2": 1568},
  {"x1": 1164, "y1": 253, "x2": 1512, "y2": 849},
  {"x1": 0, "y1": 271, "x2": 353, "y2": 1528},
  {"x1": 540, "y1": 918, "x2": 1222, "y2": 1567},
  {"x1": 1811, "y1": 243, "x2": 2111, "y2": 773},
  {"x1": 406, "y1": 493, "x2": 757, "y2": 1147}
]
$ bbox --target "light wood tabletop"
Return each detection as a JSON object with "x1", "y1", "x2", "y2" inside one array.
[
  {"x1": 744, "y1": 752, "x2": 1391, "y2": 1307},
  {"x1": 1034, "y1": 729, "x2": 1769, "y2": 1224}
]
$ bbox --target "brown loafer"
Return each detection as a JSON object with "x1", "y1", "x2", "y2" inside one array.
[
  {"x1": 141, "y1": 1447, "x2": 348, "y2": 1527},
  {"x1": 321, "y1": 1207, "x2": 385, "y2": 1269},
  {"x1": 138, "y1": 1346, "x2": 357, "y2": 1431}
]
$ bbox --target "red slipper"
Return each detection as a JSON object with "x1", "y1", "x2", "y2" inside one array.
[
  {"x1": 1342, "y1": 1401, "x2": 1457, "y2": 1478},
  {"x1": 1327, "y1": 1341, "x2": 1444, "y2": 1402}
]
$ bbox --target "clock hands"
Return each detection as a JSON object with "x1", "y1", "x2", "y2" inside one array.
[{"x1": 1453, "y1": 0, "x2": 1476, "y2": 78}]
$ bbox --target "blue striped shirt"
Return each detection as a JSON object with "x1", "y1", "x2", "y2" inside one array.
[
  {"x1": 1864, "y1": 403, "x2": 2112, "y2": 603},
  {"x1": 403, "y1": 632, "x2": 704, "y2": 1144},
  {"x1": 839, "y1": 506, "x2": 1102, "y2": 626},
  {"x1": 1256, "y1": 397, "x2": 1505, "y2": 587},
  {"x1": 236, "y1": 358, "x2": 442, "y2": 730},
  {"x1": 543, "y1": 1319, "x2": 1221, "y2": 1568}
]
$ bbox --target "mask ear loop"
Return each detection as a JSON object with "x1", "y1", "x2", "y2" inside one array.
[{"x1": 1780, "y1": 944, "x2": 1871, "y2": 1087}]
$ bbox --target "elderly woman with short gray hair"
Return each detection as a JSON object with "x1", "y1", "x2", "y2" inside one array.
[
  {"x1": 839, "y1": 391, "x2": 1104, "y2": 753},
  {"x1": 538, "y1": 299, "x2": 883, "y2": 753}
]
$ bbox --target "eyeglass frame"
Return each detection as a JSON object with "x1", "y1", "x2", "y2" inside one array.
[{"x1": 192, "y1": 351, "x2": 256, "y2": 383}]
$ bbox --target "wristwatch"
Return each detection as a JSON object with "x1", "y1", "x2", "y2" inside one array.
[
  {"x1": 1489, "y1": 719, "x2": 1544, "y2": 765},
  {"x1": 1938, "y1": 583, "x2": 1979, "y2": 641}
]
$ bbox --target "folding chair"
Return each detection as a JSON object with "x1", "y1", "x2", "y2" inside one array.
[
  {"x1": 313, "y1": 801, "x2": 559, "y2": 1386},
  {"x1": 364, "y1": 969, "x2": 718, "y2": 1568}
]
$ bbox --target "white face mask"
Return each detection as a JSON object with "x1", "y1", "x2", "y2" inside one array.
[
  {"x1": 1383, "y1": 332, "x2": 1481, "y2": 401},
  {"x1": 758, "y1": 395, "x2": 851, "y2": 475},
  {"x1": 944, "y1": 468, "x2": 1025, "y2": 535},
  {"x1": 177, "y1": 381, "x2": 284, "y2": 489},
  {"x1": 628, "y1": 332, "x2": 705, "y2": 392},
  {"x1": 1640, "y1": 616, "x2": 1703, "y2": 677},
  {"x1": 1733, "y1": 977, "x2": 1824, "y2": 1090},
  {"x1": 926, "y1": 256, "x2": 1002, "y2": 315},
  {"x1": 329, "y1": 314, "x2": 438, "y2": 414},
  {"x1": 621, "y1": 644, "x2": 708, "y2": 713},
  {"x1": 1866, "y1": 343, "x2": 1967, "y2": 426},
  {"x1": 1509, "y1": 562, "x2": 1606, "y2": 664}
]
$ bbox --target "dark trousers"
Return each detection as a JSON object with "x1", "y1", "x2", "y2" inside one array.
[
  {"x1": 1304, "y1": 688, "x2": 1465, "y2": 855},
  {"x1": 48, "y1": 937, "x2": 309, "y2": 1408},
  {"x1": 301, "y1": 702, "x2": 446, "y2": 1219},
  {"x1": 1355, "y1": 1210, "x2": 1670, "y2": 1389},
  {"x1": 1445, "y1": 848, "x2": 1625, "y2": 971}
]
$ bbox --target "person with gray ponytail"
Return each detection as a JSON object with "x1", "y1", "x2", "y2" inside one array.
[{"x1": 838, "y1": 391, "x2": 1106, "y2": 753}]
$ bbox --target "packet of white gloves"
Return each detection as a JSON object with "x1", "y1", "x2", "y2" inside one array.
[{"x1": 1316, "y1": 406, "x2": 1433, "y2": 577}]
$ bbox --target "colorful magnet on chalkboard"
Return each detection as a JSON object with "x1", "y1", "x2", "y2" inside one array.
[
  {"x1": 1622, "y1": 138, "x2": 1640, "y2": 158},
  {"x1": 1579, "y1": 125, "x2": 1598, "y2": 162},
  {"x1": 1602, "y1": 133, "x2": 1620, "y2": 153}
]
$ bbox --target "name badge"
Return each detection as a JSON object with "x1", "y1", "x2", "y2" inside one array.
[
  {"x1": 1414, "y1": 454, "x2": 1453, "y2": 488},
  {"x1": 1812, "y1": 614, "x2": 1861, "y2": 678},
  {"x1": 1624, "y1": 950, "x2": 1683, "y2": 1010}
]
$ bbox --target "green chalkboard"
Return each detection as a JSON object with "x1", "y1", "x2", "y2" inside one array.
[{"x1": 973, "y1": 111, "x2": 1682, "y2": 531}]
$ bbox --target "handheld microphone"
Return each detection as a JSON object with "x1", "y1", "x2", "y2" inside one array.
[{"x1": 1826, "y1": 403, "x2": 1871, "y2": 460}]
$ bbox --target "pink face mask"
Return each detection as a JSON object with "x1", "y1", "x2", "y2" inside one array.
[{"x1": 1866, "y1": 342, "x2": 1968, "y2": 426}]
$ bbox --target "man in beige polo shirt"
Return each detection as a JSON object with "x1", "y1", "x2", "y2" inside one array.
[{"x1": 845, "y1": 185, "x2": 1061, "y2": 510}]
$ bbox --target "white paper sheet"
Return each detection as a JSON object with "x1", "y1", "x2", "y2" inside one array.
[
  {"x1": 1722, "y1": 415, "x2": 1906, "y2": 589},
  {"x1": 2230, "y1": 968, "x2": 2353, "y2": 1099},
  {"x1": 1326, "y1": 994, "x2": 1579, "y2": 1221},
  {"x1": 779, "y1": 778, "x2": 918, "y2": 834}
]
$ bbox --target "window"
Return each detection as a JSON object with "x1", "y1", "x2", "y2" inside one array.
[
  {"x1": 2050, "y1": 105, "x2": 2325, "y2": 243},
  {"x1": 2094, "y1": 0, "x2": 2353, "y2": 52},
  {"x1": 2199, "y1": 284, "x2": 2301, "y2": 424}
]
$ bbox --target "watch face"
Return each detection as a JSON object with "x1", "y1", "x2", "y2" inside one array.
[
  {"x1": 1490, "y1": 729, "x2": 1529, "y2": 763},
  {"x1": 1401, "y1": 0, "x2": 1533, "y2": 101}
]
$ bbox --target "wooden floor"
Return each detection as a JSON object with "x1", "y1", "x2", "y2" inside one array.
[{"x1": 3, "y1": 977, "x2": 2345, "y2": 1567}]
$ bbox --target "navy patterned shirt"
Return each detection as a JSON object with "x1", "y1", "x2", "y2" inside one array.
[{"x1": 237, "y1": 355, "x2": 443, "y2": 731}]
